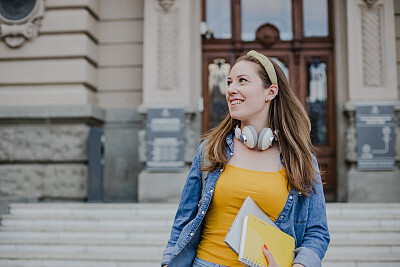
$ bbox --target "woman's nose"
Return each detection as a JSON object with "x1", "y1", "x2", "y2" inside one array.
[{"x1": 227, "y1": 84, "x2": 238, "y2": 95}]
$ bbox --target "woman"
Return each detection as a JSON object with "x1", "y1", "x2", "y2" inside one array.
[{"x1": 161, "y1": 50, "x2": 330, "y2": 267}]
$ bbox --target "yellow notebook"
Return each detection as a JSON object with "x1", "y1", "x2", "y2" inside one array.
[{"x1": 239, "y1": 214, "x2": 295, "y2": 267}]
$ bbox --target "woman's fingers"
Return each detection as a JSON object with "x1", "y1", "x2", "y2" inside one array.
[{"x1": 262, "y1": 244, "x2": 280, "y2": 267}]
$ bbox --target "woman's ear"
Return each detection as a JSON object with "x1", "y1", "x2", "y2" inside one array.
[{"x1": 265, "y1": 84, "x2": 279, "y2": 102}]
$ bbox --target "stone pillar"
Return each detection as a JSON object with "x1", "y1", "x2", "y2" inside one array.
[
  {"x1": 344, "y1": 0, "x2": 400, "y2": 202},
  {"x1": 138, "y1": 0, "x2": 202, "y2": 202}
]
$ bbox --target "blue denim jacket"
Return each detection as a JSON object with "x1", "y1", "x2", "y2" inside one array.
[{"x1": 162, "y1": 133, "x2": 330, "y2": 267}]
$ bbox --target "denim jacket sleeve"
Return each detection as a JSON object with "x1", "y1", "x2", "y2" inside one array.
[
  {"x1": 161, "y1": 141, "x2": 204, "y2": 265},
  {"x1": 293, "y1": 156, "x2": 330, "y2": 267}
]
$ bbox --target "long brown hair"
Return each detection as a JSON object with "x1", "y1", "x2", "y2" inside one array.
[{"x1": 202, "y1": 54, "x2": 319, "y2": 196}]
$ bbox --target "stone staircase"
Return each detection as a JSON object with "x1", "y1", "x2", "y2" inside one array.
[{"x1": 0, "y1": 202, "x2": 399, "y2": 267}]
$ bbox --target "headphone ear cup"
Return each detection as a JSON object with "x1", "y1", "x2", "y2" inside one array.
[
  {"x1": 242, "y1": 126, "x2": 258, "y2": 149},
  {"x1": 258, "y1": 128, "x2": 273, "y2": 150},
  {"x1": 234, "y1": 126, "x2": 241, "y2": 140}
]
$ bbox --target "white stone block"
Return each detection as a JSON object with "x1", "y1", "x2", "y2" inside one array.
[
  {"x1": 41, "y1": 9, "x2": 98, "y2": 41},
  {"x1": 97, "y1": 91, "x2": 142, "y2": 109},
  {"x1": 327, "y1": 244, "x2": 391, "y2": 255},
  {"x1": 0, "y1": 35, "x2": 98, "y2": 63},
  {"x1": 99, "y1": 21, "x2": 143, "y2": 43},
  {"x1": 98, "y1": 44, "x2": 143, "y2": 66},
  {"x1": 0, "y1": 59, "x2": 97, "y2": 88},
  {"x1": 98, "y1": 67, "x2": 142, "y2": 91},
  {"x1": 138, "y1": 169, "x2": 188, "y2": 203},
  {"x1": 0, "y1": 85, "x2": 96, "y2": 106},
  {"x1": 99, "y1": 0, "x2": 143, "y2": 20},
  {"x1": 348, "y1": 168, "x2": 400, "y2": 202},
  {"x1": 322, "y1": 262, "x2": 355, "y2": 267},
  {"x1": 46, "y1": 0, "x2": 100, "y2": 17}
]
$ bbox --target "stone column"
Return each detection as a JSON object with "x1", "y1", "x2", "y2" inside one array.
[
  {"x1": 344, "y1": 0, "x2": 400, "y2": 201},
  {"x1": 138, "y1": 0, "x2": 202, "y2": 202}
]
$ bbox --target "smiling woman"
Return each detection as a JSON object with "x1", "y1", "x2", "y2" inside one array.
[{"x1": 161, "y1": 50, "x2": 330, "y2": 267}]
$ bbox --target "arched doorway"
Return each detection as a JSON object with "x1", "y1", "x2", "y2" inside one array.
[{"x1": 201, "y1": 0, "x2": 336, "y2": 200}]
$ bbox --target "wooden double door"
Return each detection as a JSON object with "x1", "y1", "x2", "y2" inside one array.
[{"x1": 201, "y1": 0, "x2": 336, "y2": 200}]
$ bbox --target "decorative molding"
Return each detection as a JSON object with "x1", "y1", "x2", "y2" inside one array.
[
  {"x1": 362, "y1": 0, "x2": 378, "y2": 9},
  {"x1": 208, "y1": 58, "x2": 230, "y2": 95},
  {"x1": 157, "y1": 8, "x2": 178, "y2": 91},
  {"x1": 158, "y1": 0, "x2": 175, "y2": 12},
  {"x1": 361, "y1": 5, "x2": 383, "y2": 87},
  {"x1": 0, "y1": 0, "x2": 45, "y2": 48},
  {"x1": 255, "y1": 23, "x2": 280, "y2": 47}
]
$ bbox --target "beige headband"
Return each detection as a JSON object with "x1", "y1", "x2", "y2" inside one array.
[{"x1": 247, "y1": 50, "x2": 278, "y2": 86}]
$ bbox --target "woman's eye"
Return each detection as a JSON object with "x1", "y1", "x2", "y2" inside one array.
[
  {"x1": 227, "y1": 81, "x2": 232, "y2": 86},
  {"x1": 239, "y1": 78, "x2": 247, "y2": 83}
]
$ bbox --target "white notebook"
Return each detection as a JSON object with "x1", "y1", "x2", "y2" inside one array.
[{"x1": 224, "y1": 196, "x2": 279, "y2": 255}]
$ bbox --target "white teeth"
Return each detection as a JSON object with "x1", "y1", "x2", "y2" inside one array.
[{"x1": 231, "y1": 100, "x2": 243, "y2": 105}]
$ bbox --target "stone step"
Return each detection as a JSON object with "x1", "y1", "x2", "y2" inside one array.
[
  {"x1": 8, "y1": 203, "x2": 400, "y2": 217},
  {"x1": 329, "y1": 227, "x2": 400, "y2": 241},
  {"x1": 0, "y1": 252, "x2": 162, "y2": 262},
  {"x1": 327, "y1": 217, "x2": 400, "y2": 228},
  {"x1": 326, "y1": 243, "x2": 400, "y2": 255},
  {"x1": 323, "y1": 253, "x2": 400, "y2": 262},
  {"x1": 0, "y1": 253, "x2": 161, "y2": 267},
  {"x1": 0, "y1": 223, "x2": 172, "y2": 232},
  {"x1": 0, "y1": 238, "x2": 398, "y2": 256},
  {"x1": 0, "y1": 228, "x2": 170, "y2": 242},
  {"x1": 2, "y1": 237, "x2": 397, "y2": 246},
  {"x1": 1, "y1": 215, "x2": 174, "y2": 228},
  {"x1": 1, "y1": 202, "x2": 399, "y2": 267},
  {"x1": 1, "y1": 252, "x2": 400, "y2": 267},
  {"x1": 322, "y1": 262, "x2": 399, "y2": 267},
  {"x1": 0, "y1": 260, "x2": 158, "y2": 267},
  {"x1": 0, "y1": 239, "x2": 167, "y2": 246},
  {"x1": 1, "y1": 225, "x2": 398, "y2": 240},
  {"x1": 0, "y1": 242, "x2": 165, "y2": 255},
  {"x1": 3, "y1": 215, "x2": 399, "y2": 229},
  {"x1": 8, "y1": 203, "x2": 178, "y2": 220}
]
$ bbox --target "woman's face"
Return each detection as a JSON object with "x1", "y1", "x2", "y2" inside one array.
[{"x1": 226, "y1": 60, "x2": 270, "y2": 125}]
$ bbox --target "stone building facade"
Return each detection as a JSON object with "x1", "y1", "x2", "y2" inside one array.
[{"x1": 0, "y1": 0, "x2": 398, "y2": 204}]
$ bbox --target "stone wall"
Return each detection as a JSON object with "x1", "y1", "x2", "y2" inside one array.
[
  {"x1": 0, "y1": 106, "x2": 104, "y2": 201},
  {"x1": 0, "y1": 0, "x2": 99, "y2": 106},
  {"x1": 97, "y1": 0, "x2": 144, "y2": 109}
]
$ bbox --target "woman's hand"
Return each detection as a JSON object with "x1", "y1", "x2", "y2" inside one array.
[
  {"x1": 262, "y1": 244, "x2": 280, "y2": 267},
  {"x1": 262, "y1": 244, "x2": 304, "y2": 267}
]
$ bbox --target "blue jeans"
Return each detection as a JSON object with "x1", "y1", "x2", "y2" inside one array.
[{"x1": 192, "y1": 257, "x2": 229, "y2": 267}]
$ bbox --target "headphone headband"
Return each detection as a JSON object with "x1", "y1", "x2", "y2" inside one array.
[{"x1": 247, "y1": 50, "x2": 278, "y2": 86}]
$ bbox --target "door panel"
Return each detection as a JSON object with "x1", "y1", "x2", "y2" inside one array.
[{"x1": 202, "y1": 0, "x2": 336, "y2": 200}]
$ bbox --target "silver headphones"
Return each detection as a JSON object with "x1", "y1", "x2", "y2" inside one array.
[{"x1": 234, "y1": 125, "x2": 277, "y2": 150}]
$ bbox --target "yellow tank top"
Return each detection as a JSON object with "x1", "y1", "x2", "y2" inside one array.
[{"x1": 196, "y1": 164, "x2": 290, "y2": 266}]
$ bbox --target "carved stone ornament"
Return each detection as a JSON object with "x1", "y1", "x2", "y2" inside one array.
[
  {"x1": 158, "y1": 0, "x2": 175, "y2": 12},
  {"x1": 362, "y1": 0, "x2": 378, "y2": 9},
  {"x1": 255, "y1": 23, "x2": 280, "y2": 47},
  {"x1": 0, "y1": 0, "x2": 45, "y2": 48}
]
